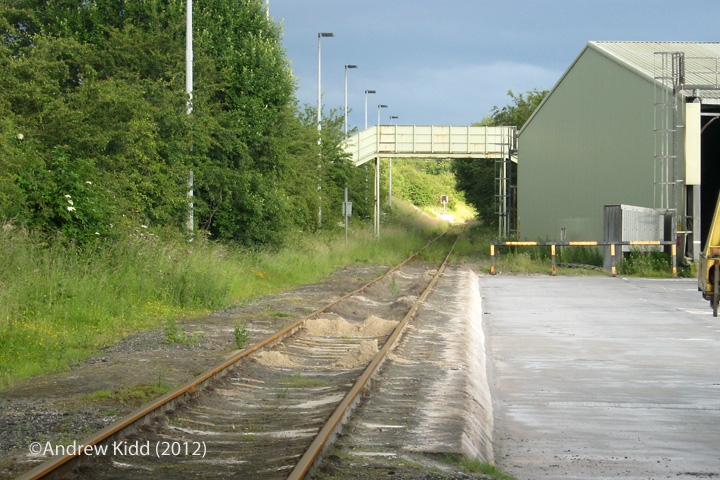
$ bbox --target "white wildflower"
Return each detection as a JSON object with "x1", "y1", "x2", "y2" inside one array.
[
  {"x1": 67, "y1": 206, "x2": 76, "y2": 212},
  {"x1": 67, "y1": 199, "x2": 74, "y2": 206},
  {"x1": 16, "y1": 133, "x2": 24, "y2": 140},
  {"x1": 64, "y1": 194, "x2": 72, "y2": 199},
  {"x1": 95, "y1": 232, "x2": 100, "y2": 235},
  {"x1": 141, "y1": 225, "x2": 148, "y2": 229},
  {"x1": 85, "y1": 181, "x2": 92, "y2": 185}
]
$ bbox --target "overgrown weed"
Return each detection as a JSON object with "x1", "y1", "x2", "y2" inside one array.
[
  {"x1": 86, "y1": 383, "x2": 173, "y2": 406},
  {"x1": 164, "y1": 318, "x2": 202, "y2": 346},
  {"x1": 621, "y1": 250, "x2": 673, "y2": 277},
  {"x1": 234, "y1": 322, "x2": 249, "y2": 349},
  {"x1": 458, "y1": 457, "x2": 517, "y2": 480}
]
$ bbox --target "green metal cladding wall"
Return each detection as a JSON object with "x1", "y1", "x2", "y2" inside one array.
[{"x1": 517, "y1": 47, "x2": 656, "y2": 242}]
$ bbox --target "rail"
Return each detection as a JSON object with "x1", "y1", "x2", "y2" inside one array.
[
  {"x1": 288, "y1": 229, "x2": 461, "y2": 479},
  {"x1": 490, "y1": 240, "x2": 677, "y2": 277},
  {"x1": 17, "y1": 228, "x2": 458, "y2": 480}
]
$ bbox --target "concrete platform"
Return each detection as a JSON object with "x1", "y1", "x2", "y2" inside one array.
[
  {"x1": 480, "y1": 275, "x2": 720, "y2": 480},
  {"x1": 326, "y1": 266, "x2": 494, "y2": 470}
]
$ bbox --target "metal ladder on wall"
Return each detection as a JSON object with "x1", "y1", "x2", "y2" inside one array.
[
  {"x1": 653, "y1": 52, "x2": 683, "y2": 246},
  {"x1": 495, "y1": 126, "x2": 518, "y2": 239}
]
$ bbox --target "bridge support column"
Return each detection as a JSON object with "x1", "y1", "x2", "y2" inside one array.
[
  {"x1": 389, "y1": 157, "x2": 393, "y2": 207},
  {"x1": 375, "y1": 156, "x2": 381, "y2": 237}
]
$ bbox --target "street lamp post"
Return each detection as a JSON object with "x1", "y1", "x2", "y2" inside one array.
[
  {"x1": 364, "y1": 90, "x2": 376, "y2": 130},
  {"x1": 317, "y1": 32, "x2": 333, "y2": 228},
  {"x1": 344, "y1": 65, "x2": 357, "y2": 136},
  {"x1": 374, "y1": 104, "x2": 387, "y2": 237},
  {"x1": 377, "y1": 104, "x2": 387, "y2": 127},
  {"x1": 389, "y1": 116, "x2": 398, "y2": 207},
  {"x1": 317, "y1": 32, "x2": 334, "y2": 135},
  {"x1": 186, "y1": 0, "x2": 193, "y2": 115},
  {"x1": 186, "y1": 0, "x2": 194, "y2": 233},
  {"x1": 363, "y1": 90, "x2": 375, "y2": 215}
]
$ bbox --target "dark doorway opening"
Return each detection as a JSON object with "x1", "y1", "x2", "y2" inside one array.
[{"x1": 700, "y1": 104, "x2": 720, "y2": 251}]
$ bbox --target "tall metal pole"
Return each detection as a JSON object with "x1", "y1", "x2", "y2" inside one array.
[
  {"x1": 377, "y1": 104, "x2": 387, "y2": 127},
  {"x1": 363, "y1": 90, "x2": 375, "y2": 215},
  {"x1": 375, "y1": 157, "x2": 380, "y2": 237},
  {"x1": 186, "y1": 0, "x2": 193, "y2": 115},
  {"x1": 364, "y1": 90, "x2": 375, "y2": 130},
  {"x1": 375, "y1": 104, "x2": 387, "y2": 235},
  {"x1": 344, "y1": 187, "x2": 349, "y2": 245},
  {"x1": 186, "y1": 171, "x2": 194, "y2": 231},
  {"x1": 317, "y1": 33, "x2": 333, "y2": 135},
  {"x1": 186, "y1": 0, "x2": 194, "y2": 232},
  {"x1": 389, "y1": 115, "x2": 398, "y2": 207},
  {"x1": 344, "y1": 65, "x2": 357, "y2": 136},
  {"x1": 317, "y1": 32, "x2": 333, "y2": 228}
]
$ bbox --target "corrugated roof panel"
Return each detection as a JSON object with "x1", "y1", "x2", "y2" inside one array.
[
  {"x1": 590, "y1": 41, "x2": 720, "y2": 94},
  {"x1": 521, "y1": 41, "x2": 720, "y2": 135}
]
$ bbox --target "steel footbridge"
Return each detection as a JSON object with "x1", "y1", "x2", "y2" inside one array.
[{"x1": 343, "y1": 125, "x2": 517, "y2": 237}]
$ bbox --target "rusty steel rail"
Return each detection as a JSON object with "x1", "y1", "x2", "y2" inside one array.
[
  {"x1": 490, "y1": 240, "x2": 677, "y2": 277},
  {"x1": 17, "y1": 228, "x2": 455, "y2": 480},
  {"x1": 287, "y1": 229, "x2": 462, "y2": 480}
]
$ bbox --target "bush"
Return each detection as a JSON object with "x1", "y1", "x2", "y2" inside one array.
[
  {"x1": 621, "y1": 250, "x2": 672, "y2": 277},
  {"x1": 557, "y1": 246, "x2": 603, "y2": 267}
]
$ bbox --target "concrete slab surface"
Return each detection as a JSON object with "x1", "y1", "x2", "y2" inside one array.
[{"x1": 480, "y1": 275, "x2": 720, "y2": 480}]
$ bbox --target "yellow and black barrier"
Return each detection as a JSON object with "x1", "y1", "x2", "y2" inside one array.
[{"x1": 489, "y1": 240, "x2": 676, "y2": 277}]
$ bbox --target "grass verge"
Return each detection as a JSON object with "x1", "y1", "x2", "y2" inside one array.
[
  {"x1": 458, "y1": 457, "x2": 517, "y2": 480},
  {"x1": 0, "y1": 206, "x2": 446, "y2": 387},
  {"x1": 85, "y1": 383, "x2": 174, "y2": 407}
]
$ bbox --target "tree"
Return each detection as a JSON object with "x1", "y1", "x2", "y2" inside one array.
[
  {"x1": 1, "y1": 0, "x2": 349, "y2": 247},
  {"x1": 294, "y1": 104, "x2": 370, "y2": 227},
  {"x1": 452, "y1": 89, "x2": 547, "y2": 228},
  {"x1": 483, "y1": 89, "x2": 548, "y2": 128},
  {"x1": 0, "y1": 0, "x2": 191, "y2": 240}
]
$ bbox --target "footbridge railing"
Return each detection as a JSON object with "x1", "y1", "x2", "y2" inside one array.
[
  {"x1": 343, "y1": 125, "x2": 517, "y2": 239},
  {"x1": 343, "y1": 125, "x2": 516, "y2": 166}
]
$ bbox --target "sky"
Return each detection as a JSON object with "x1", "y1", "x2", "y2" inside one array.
[{"x1": 268, "y1": 0, "x2": 720, "y2": 129}]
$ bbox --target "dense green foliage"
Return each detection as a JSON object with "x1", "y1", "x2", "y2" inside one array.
[
  {"x1": 453, "y1": 89, "x2": 547, "y2": 227},
  {"x1": 390, "y1": 159, "x2": 457, "y2": 208},
  {"x1": 621, "y1": 250, "x2": 672, "y2": 277},
  {"x1": 0, "y1": 0, "x2": 364, "y2": 245}
]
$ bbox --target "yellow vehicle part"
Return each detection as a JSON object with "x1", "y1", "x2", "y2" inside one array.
[{"x1": 699, "y1": 191, "x2": 720, "y2": 317}]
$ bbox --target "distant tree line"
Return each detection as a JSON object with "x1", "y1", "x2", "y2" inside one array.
[
  {"x1": 0, "y1": 0, "x2": 369, "y2": 246},
  {"x1": 453, "y1": 89, "x2": 547, "y2": 228}
]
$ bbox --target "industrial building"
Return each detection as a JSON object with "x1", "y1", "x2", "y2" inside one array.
[{"x1": 517, "y1": 41, "x2": 720, "y2": 263}]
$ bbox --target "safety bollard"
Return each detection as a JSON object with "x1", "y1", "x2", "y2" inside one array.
[
  {"x1": 490, "y1": 244, "x2": 496, "y2": 275},
  {"x1": 671, "y1": 243, "x2": 677, "y2": 277}
]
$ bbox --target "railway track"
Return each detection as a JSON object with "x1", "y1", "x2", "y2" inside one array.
[{"x1": 18, "y1": 229, "x2": 461, "y2": 480}]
